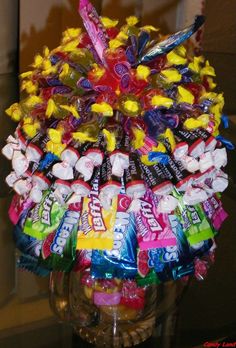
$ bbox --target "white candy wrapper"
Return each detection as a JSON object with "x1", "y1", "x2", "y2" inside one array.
[
  {"x1": 75, "y1": 156, "x2": 94, "y2": 181},
  {"x1": 183, "y1": 187, "x2": 208, "y2": 205},
  {"x1": 52, "y1": 161, "x2": 74, "y2": 180},
  {"x1": 180, "y1": 155, "x2": 199, "y2": 173},
  {"x1": 12, "y1": 151, "x2": 29, "y2": 176},
  {"x1": 199, "y1": 152, "x2": 214, "y2": 173},
  {"x1": 212, "y1": 148, "x2": 227, "y2": 169},
  {"x1": 157, "y1": 195, "x2": 178, "y2": 213}
]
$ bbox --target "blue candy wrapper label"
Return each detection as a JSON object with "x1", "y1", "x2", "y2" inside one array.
[
  {"x1": 51, "y1": 210, "x2": 81, "y2": 255},
  {"x1": 91, "y1": 194, "x2": 138, "y2": 279}
]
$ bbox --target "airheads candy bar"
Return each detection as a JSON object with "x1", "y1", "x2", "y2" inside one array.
[
  {"x1": 135, "y1": 190, "x2": 177, "y2": 250},
  {"x1": 23, "y1": 189, "x2": 66, "y2": 240},
  {"x1": 141, "y1": 162, "x2": 174, "y2": 196},
  {"x1": 91, "y1": 194, "x2": 138, "y2": 279},
  {"x1": 77, "y1": 173, "x2": 117, "y2": 250}
]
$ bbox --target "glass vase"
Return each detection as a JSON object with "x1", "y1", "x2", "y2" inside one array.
[{"x1": 49, "y1": 270, "x2": 186, "y2": 347}]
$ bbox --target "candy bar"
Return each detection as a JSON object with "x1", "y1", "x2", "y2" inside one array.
[
  {"x1": 15, "y1": 127, "x2": 30, "y2": 151},
  {"x1": 109, "y1": 134, "x2": 130, "y2": 177},
  {"x1": 124, "y1": 153, "x2": 146, "y2": 199},
  {"x1": 166, "y1": 157, "x2": 193, "y2": 191},
  {"x1": 99, "y1": 155, "x2": 122, "y2": 209},
  {"x1": 61, "y1": 147, "x2": 80, "y2": 167},
  {"x1": 77, "y1": 173, "x2": 117, "y2": 250},
  {"x1": 25, "y1": 132, "x2": 50, "y2": 162},
  {"x1": 32, "y1": 161, "x2": 57, "y2": 190},
  {"x1": 23, "y1": 189, "x2": 66, "y2": 240},
  {"x1": 173, "y1": 189, "x2": 214, "y2": 245},
  {"x1": 180, "y1": 155, "x2": 199, "y2": 173},
  {"x1": 12, "y1": 150, "x2": 29, "y2": 176},
  {"x1": 202, "y1": 195, "x2": 228, "y2": 231},
  {"x1": 194, "y1": 128, "x2": 217, "y2": 152},
  {"x1": 91, "y1": 194, "x2": 137, "y2": 279},
  {"x1": 79, "y1": 0, "x2": 109, "y2": 64},
  {"x1": 141, "y1": 162, "x2": 174, "y2": 196},
  {"x1": 81, "y1": 134, "x2": 104, "y2": 166},
  {"x1": 136, "y1": 190, "x2": 177, "y2": 250},
  {"x1": 174, "y1": 128, "x2": 205, "y2": 158},
  {"x1": 139, "y1": 15, "x2": 205, "y2": 64}
]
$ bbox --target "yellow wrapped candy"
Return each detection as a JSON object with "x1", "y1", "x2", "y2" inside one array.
[
  {"x1": 167, "y1": 46, "x2": 187, "y2": 65},
  {"x1": 46, "y1": 141, "x2": 66, "y2": 157},
  {"x1": 161, "y1": 68, "x2": 182, "y2": 83},
  {"x1": 136, "y1": 65, "x2": 151, "y2": 81},
  {"x1": 163, "y1": 128, "x2": 176, "y2": 151},
  {"x1": 131, "y1": 128, "x2": 145, "y2": 150},
  {"x1": 177, "y1": 86, "x2": 194, "y2": 104},
  {"x1": 72, "y1": 131, "x2": 97, "y2": 143},
  {"x1": 184, "y1": 114, "x2": 210, "y2": 130},
  {"x1": 200, "y1": 60, "x2": 216, "y2": 78},
  {"x1": 5, "y1": 103, "x2": 22, "y2": 122},
  {"x1": 151, "y1": 95, "x2": 174, "y2": 108},
  {"x1": 22, "y1": 118, "x2": 40, "y2": 138},
  {"x1": 101, "y1": 17, "x2": 119, "y2": 29},
  {"x1": 188, "y1": 56, "x2": 205, "y2": 73},
  {"x1": 46, "y1": 98, "x2": 58, "y2": 118},
  {"x1": 102, "y1": 129, "x2": 116, "y2": 152},
  {"x1": 91, "y1": 102, "x2": 113, "y2": 117},
  {"x1": 60, "y1": 105, "x2": 80, "y2": 118}
]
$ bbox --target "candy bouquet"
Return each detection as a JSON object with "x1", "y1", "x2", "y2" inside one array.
[{"x1": 1, "y1": 0, "x2": 233, "y2": 345}]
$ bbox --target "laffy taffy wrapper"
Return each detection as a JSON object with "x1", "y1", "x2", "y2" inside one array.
[
  {"x1": 136, "y1": 190, "x2": 177, "y2": 250},
  {"x1": 77, "y1": 175, "x2": 117, "y2": 250},
  {"x1": 23, "y1": 189, "x2": 66, "y2": 240}
]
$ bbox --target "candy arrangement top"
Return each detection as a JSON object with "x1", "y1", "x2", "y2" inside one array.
[{"x1": 1, "y1": 0, "x2": 232, "y2": 284}]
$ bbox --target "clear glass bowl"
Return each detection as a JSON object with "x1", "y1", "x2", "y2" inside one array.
[{"x1": 49, "y1": 270, "x2": 186, "y2": 347}]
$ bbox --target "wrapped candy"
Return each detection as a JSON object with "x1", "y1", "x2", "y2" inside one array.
[{"x1": 1, "y1": 0, "x2": 231, "y2": 287}]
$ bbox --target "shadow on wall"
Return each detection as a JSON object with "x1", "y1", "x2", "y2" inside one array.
[
  {"x1": 20, "y1": 0, "x2": 79, "y2": 71},
  {"x1": 102, "y1": 0, "x2": 180, "y2": 30},
  {"x1": 20, "y1": 0, "x2": 180, "y2": 72}
]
